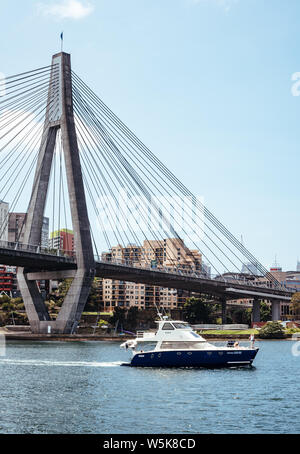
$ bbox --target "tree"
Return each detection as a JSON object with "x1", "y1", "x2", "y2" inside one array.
[
  {"x1": 1, "y1": 302, "x2": 14, "y2": 312},
  {"x1": 228, "y1": 307, "x2": 251, "y2": 324},
  {"x1": 126, "y1": 306, "x2": 139, "y2": 330},
  {"x1": 184, "y1": 297, "x2": 214, "y2": 324},
  {"x1": 291, "y1": 292, "x2": 300, "y2": 316},
  {"x1": 98, "y1": 319, "x2": 110, "y2": 328},
  {"x1": 258, "y1": 321, "x2": 285, "y2": 339},
  {"x1": 86, "y1": 278, "x2": 102, "y2": 312},
  {"x1": 109, "y1": 306, "x2": 126, "y2": 329},
  {"x1": 136, "y1": 307, "x2": 157, "y2": 329},
  {"x1": 11, "y1": 298, "x2": 24, "y2": 311},
  {"x1": 0, "y1": 295, "x2": 11, "y2": 306},
  {"x1": 53, "y1": 279, "x2": 73, "y2": 307},
  {"x1": 260, "y1": 301, "x2": 272, "y2": 322}
]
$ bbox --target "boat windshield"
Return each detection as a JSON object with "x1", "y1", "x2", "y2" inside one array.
[{"x1": 172, "y1": 323, "x2": 191, "y2": 329}]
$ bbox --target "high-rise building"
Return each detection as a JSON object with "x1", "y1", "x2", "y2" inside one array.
[
  {"x1": 8, "y1": 213, "x2": 26, "y2": 243},
  {"x1": 41, "y1": 217, "x2": 49, "y2": 248},
  {"x1": 101, "y1": 238, "x2": 202, "y2": 312},
  {"x1": 49, "y1": 229, "x2": 75, "y2": 255},
  {"x1": 0, "y1": 200, "x2": 9, "y2": 242},
  {"x1": 8, "y1": 213, "x2": 49, "y2": 247}
]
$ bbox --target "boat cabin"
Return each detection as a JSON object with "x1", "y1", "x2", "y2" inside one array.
[{"x1": 135, "y1": 319, "x2": 209, "y2": 348}]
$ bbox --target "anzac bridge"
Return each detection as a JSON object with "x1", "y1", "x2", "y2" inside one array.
[{"x1": 0, "y1": 52, "x2": 293, "y2": 333}]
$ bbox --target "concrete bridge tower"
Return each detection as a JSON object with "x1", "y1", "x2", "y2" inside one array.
[{"x1": 17, "y1": 53, "x2": 95, "y2": 334}]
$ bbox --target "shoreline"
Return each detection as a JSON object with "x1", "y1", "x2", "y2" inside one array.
[
  {"x1": 0, "y1": 331, "x2": 129, "y2": 342},
  {"x1": 0, "y1": 330, "x2": 295, "y2": 342}
]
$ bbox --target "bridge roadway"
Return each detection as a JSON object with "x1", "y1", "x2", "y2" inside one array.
[{"x1": 0, "y1": 246, "x2": 292, "y2": 301}]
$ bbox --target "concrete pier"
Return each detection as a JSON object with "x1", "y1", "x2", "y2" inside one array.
[
  {"x1": 221, "y1": 299, "x2": 227, "y2": 324},
  {"x1": 252, "y1": 298, "x2": 261, "y2": 323},
  {"x1": 272, "y1": 301, "x2": 281, "y2": 321}
]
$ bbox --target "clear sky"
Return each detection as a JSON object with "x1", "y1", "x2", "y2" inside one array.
[{"x1": 1, "y1": 0, "x2": 300, "y2": 271}]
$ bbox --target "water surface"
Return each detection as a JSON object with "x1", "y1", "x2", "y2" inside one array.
[{"x1": 0, "y1": 340, "x2": 299, "y2": 434}]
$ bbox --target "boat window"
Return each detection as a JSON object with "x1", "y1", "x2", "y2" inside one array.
[
  {"x1": 160, "y1": 341, "x2": 206, "y2": 350},
  {"x1": 162, "y1": 323, "x2": 174, "y2": 330},
  {"x1": 173, "y1": 323, "x2": 190, "y2": 329}
]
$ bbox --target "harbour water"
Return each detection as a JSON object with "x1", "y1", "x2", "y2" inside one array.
[{"x1": 0, "y1": 340, "x2": 299, "y2": 434}]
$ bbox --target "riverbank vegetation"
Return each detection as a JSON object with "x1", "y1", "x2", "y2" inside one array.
[
  {"x1": 258, "y1": 321, "x2": 286, "y2": 339},
  {"x1": 0, "y1": 286, "x2": 298, "y2": 338},
  {"x1": 200, "y1": 324, "x2": 300, "y2": 339},
  {"x1": 291, "y1": 292, "x2": 300, "y2": 317},
  {"x1": 183, "y1": 297, "x2": 272, "y2": 325}
]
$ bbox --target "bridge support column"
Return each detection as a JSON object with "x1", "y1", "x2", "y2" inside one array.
[
  {"x1": 252, "y1": 298, "x2": 261, "y2": 323},
  {"x1": 221, "y1": 299, "x2": 227, "y2": 325},
  {"x1": 272, "y1": 301, "x2": 281, "y2": 321}
]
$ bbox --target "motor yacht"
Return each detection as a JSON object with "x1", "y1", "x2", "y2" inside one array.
[{"x1": 120, "y1": 316, "x2": 258, "y2": 368}]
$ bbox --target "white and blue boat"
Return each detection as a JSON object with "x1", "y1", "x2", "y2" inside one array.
[{"x1": 121, "y1": 316, "x2": 259, "y2": 368}]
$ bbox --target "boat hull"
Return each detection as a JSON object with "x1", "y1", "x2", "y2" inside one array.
[{"x1": 129, "y1": 348, "x2": 259, "y2": 368}]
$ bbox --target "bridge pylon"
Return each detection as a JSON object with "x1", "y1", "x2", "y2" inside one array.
[{"x1": 17, "y1": 53, "x2": 95, "y2": 334}]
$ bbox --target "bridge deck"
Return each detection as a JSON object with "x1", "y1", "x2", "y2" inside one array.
[
  {"x1": 0, "y1": 248, "x2": 292, "y2": 301},
  {"x1": 95, "y1": 261, "x2": 292, "y2": 301},
  {"x1": 0, "y1": 247, "x2": 76, "y2": 271}
]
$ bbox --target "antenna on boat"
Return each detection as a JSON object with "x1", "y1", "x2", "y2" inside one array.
[
  {"x1": 163, "y1": 306, "x2": 170, "y2": 319},
  {"x1": 153, "y1": 301, "x2": 164, "y2": 320}
]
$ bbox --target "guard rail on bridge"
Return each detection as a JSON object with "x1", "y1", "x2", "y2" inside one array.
[
  {"x1": 0, "y1": 240, "x2": 76, "y2": 259},
  {"x1": 95, "y1": 257, "x2": 295, "y2": 293}
]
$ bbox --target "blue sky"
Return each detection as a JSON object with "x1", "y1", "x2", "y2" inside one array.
[{"x1": 1, "y1": 0, "x2": 300, "y2": 270}]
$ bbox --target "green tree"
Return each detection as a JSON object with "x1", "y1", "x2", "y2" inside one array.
[
  {"x1": 11, "y1": 297, "x2": 23, "y2": 305},
  {"x1": 9, "y1": 298, "x2": 24, "y2": 311},
  {"x1": 184, "y1": 297, "x2": 214, "y2": 324},
  {"x1": 86, "y1": 278, "x2": 102, "y2": 312},
  {"x1": 109, "y1": 306, "x2": 126, "y2": 329},
  {"x1": 0, "y1": 295, "x2": 11, "y2": 306},
  {"x1": 228, "y1": 307, "x2": 251, "y2": 324},
  {"x1": 291, "y1": 292, "x2": 300, "y2": 316},
  {"x1": 258, "y1": 321, "x2": 285, "y2": 339},
  {"x1": 1, "y1": 302, "x2": 14, "y2": 312},
  {"x1": 53, "y1": 279, "x2": 73, "y2": 307},
  {"x1": 260, "y1": 301, "x2": 272, "y2": 322},
  {"x1": 126, "y1": 306, "x2": 139, "y2": 330},
  {"x1": 136, "y1": 307, "x2": 158, "y2": 329},
  {"x1": 98, "y1": 319, "x2": 110, "y2": 328}
]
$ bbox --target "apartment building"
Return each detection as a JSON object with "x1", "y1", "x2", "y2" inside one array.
[{"x1": 101, "y1": 238, "x2": 202, "y2": 312}]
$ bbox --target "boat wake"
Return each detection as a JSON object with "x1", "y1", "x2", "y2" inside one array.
[{"x1": 0, "y1": 358, "x2": 123, "y2": 368}]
